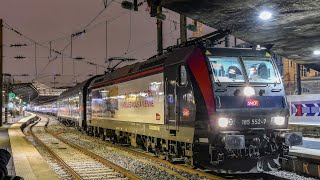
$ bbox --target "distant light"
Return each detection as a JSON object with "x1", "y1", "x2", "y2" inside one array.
[
  {"x1": 313, "y1": 50, "x2": 320, "y2": 56},
  {"x1": 259, "y1": 11, "x2": 272, "y2": 20}
]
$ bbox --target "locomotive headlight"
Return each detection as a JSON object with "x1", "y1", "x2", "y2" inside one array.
[
  {"x1": 218, "y1": 117, "x2": 229, "y2": 128},
  {"x1": 271, "y1": 116, "x2": 285, "y2": 125},
  {"x1": 244, "y1": 87, "x2": 255, "y2": 96}
]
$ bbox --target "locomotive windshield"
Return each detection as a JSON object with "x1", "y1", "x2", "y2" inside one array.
[
  {"x1": 243, "y1": 57, "x2": 278, "y2": 83},
  {"x1": 209, "y1": 56, "x2": 280, "y2": 83},
  {"x1": 209, "y1": 57, "x2": 245, "y2": 82}
]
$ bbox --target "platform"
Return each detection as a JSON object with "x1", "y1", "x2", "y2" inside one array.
[
  {"x1": 283, "y1": 137, "x2": 320, "y2": 178},
  {"x1": 290, "y1": 137, "x2": 320, "y2": 159},
  {"x1": 8, "y1": 113, "x2": 59, "y2": 180},
  {"x1": 1, "y1": 115, "x2": 28, "y2": 176}
]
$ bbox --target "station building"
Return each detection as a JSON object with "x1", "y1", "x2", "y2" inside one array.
[{"x1": 282, "y1": 58, "x2": 320, "y2": 95}]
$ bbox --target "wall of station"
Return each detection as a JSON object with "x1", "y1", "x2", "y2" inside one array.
[{"x1": 287, "y1": 94, "x2": 320, "y2": 125}]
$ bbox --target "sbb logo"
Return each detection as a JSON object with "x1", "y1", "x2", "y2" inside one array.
[{"x1": 247, "y1": 99, "x2": 259, "y2": 107}]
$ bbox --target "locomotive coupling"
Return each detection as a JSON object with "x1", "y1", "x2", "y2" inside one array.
[
  {"x1": 224, "y1": 135, "x2": 245, "y2": 150},
  {"x1": 284, "y1": 132, "x2": 303, "y2": 146}
]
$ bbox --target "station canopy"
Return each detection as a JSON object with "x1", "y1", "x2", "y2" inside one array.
[
  {"x1": 11, "y1": 82, "x2": 65, "y2": 104},
  {"x1": 11, "y1": 83, "x2": 39, "y2": 102},
  {"x1": 162, "y1": 0, "x2": 320, "y2": 71}
]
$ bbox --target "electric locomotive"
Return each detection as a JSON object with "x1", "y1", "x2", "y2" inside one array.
[
  {"x1": 31, "y1": 30, "x2": 302, "y2": 173},
  {"x1": 84, "y1": 31, "x2": 302, "y2": 173}
]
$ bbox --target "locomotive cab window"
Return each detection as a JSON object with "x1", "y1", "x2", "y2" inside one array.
[
  {"x1": 209, "y1": 57, "x2": 245, "y2": 82},
  {"x1": 243, "y1": 57, "x2": 279, "y2": 83},
  {"x1": 179, "y1": 65, "x2": 187, "y2": 86}
]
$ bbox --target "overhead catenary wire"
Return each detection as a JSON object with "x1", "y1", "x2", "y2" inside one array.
[
  {"x1": 54, "y1": 0, "x2": 114, "y2": 56},
  {"x1": 2, "y1": 2, "x2": 173, "y2": 50},
  {"x1": 107, "y1": 0, "x2": 180, "y2": 62},
  {"x1": 9, "y1": 0, "x2": 173, "y2": 53},
  {"x1": 2, "y1": 22, "x2": 70, "y2": 59},
  {"x1": 36, "y1": 0, "x2": 115, "y2": 77},
  {"x1": 2, "y1": 10, "x2": 113, "y2": 86},
  {"x1": 4, "y1": 0, "x2": 182, "y2": 86},
  {"x1": 4, "y1": 0, "x2": 174, "y2": 57}
]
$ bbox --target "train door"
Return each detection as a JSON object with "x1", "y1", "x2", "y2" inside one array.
[
  {"x1": 165, "y1": 64, "x2": 178, "y2": 134},
  {"x1": 165, "y1": 64, "x2": 192, "y2": 135}
]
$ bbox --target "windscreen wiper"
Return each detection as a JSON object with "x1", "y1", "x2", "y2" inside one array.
[{"x1": 214, "y1": 76, "x2": 222, "y2": 86}]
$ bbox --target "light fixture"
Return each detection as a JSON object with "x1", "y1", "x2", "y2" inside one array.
[
  {"x1": 218, "y1": 118, "x2": 229, "y2": 128},
  {"x1": 272, "y1": 117, "x2": 285, "y2": 125},
  {"x1": 259, "y1": 11, "x2": 272, "y2": 20},
  {"x1": 313, "y1": 50, "x2": 320, "y2": 56},
  {"x1": 244, "y1": 87, "x2": 255, "y2": 96}
]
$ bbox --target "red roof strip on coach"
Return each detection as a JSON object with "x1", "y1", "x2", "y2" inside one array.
[{"x1": 93, "y1": 67, "x2": 164, "y2": 88}]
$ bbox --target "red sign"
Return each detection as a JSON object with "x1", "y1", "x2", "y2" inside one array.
[
  {"x1": 156, "y1": 113, "x2": 161, "y2": 120},
  {"x1": 247, "y1": 99, "x2": 259, "y2": 107},
  {"x1": 182, "y1": 108, "x2": 190, "y2": 117}
]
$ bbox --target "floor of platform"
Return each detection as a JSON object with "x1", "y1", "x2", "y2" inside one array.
[
  {"x1": 0, "y1": 115, "x2": 27, "y2": 176},
  {"x1": 7, "y1": 113, "x2": 59, "y2": 180},
  {"x1": 289, "y1": 138, "x2": 320, "y2": 159}
]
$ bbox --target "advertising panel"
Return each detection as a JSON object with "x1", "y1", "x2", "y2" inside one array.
[
  {"x1": 91, "y1": 73, "x2": 164, "y2": 124},
  {"x1": 287, "y1": 94, "x2": 320, "y2": 125}
]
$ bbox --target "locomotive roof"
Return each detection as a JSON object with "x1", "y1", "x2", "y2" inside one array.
[
  {"x1": 91, "y1": 55, "x2": 168, "y2": 87},
  {"x1": 58, "y1": 76, "x2": 98, "y2": 100},
  {"x1": 89, "y1": 46, "x2": 270, "y2": 88},
  {"x1": 205, "y1": 47, "x2": 269, "y2": 57},
  {"x1": 90, "y1": 46, "x2": 197, "y2": 88}
]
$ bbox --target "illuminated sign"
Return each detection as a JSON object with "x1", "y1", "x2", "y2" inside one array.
[
  {"x1": 246, "y1": 99, "x2": 259, "y2": 107},
  {"x1": 182, "y1": 108, "x2": 190, "y2": 117},
  {"x1": 9, "y1": 92, "x2": 15, "y2": 99}
]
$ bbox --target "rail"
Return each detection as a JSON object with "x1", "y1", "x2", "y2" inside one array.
[{"x1": 29, "y1": 116, "x2": 141, "y2": 180}]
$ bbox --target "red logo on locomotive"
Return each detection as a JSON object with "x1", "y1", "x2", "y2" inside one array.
[
  {"x1": 246, "y1": 99, "x2": 259, "y2": 107},
  {"x1": 182, "y1": 108, "x2": 190, "y2": 117},
  {"x1": 156, "y1": 113, "x2": 161, "y2": 120}
]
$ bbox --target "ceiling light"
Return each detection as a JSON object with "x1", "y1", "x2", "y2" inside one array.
[
  {"x1": 313, "y1": 50, "x2": 320, "y2": 56},
  {"x1": 259, "y1": 11, "x2": 272, "y2": 20}
]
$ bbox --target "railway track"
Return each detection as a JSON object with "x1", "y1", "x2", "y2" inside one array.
[
  {"x1": 64, "y1": 132, "x2": 223, "y2": 180},
  {"x1": 43, "y1": 114, "x2": 224, "y2": 180},
  {"x1": 29, "y1": 116, "x2": 140, "y2": 180},
  {"x1": 36, "y1": 113, "x2": 317, "y2": 180},
  {"x1": 55, "y1": 131, "x2": 295, "y2": 180}
]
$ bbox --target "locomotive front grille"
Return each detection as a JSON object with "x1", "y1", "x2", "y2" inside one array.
[{"x1": 225, "y1": 135, "x2": 245, "y2": 150}]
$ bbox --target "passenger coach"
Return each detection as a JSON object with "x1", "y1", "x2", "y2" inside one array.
[{"x1": 57, "y1": 77, "x2": 97, "y2": 129}]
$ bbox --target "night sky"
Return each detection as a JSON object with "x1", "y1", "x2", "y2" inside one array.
[{"x1": 0, "y1": 0, "x2": 216, "y2": 88}]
